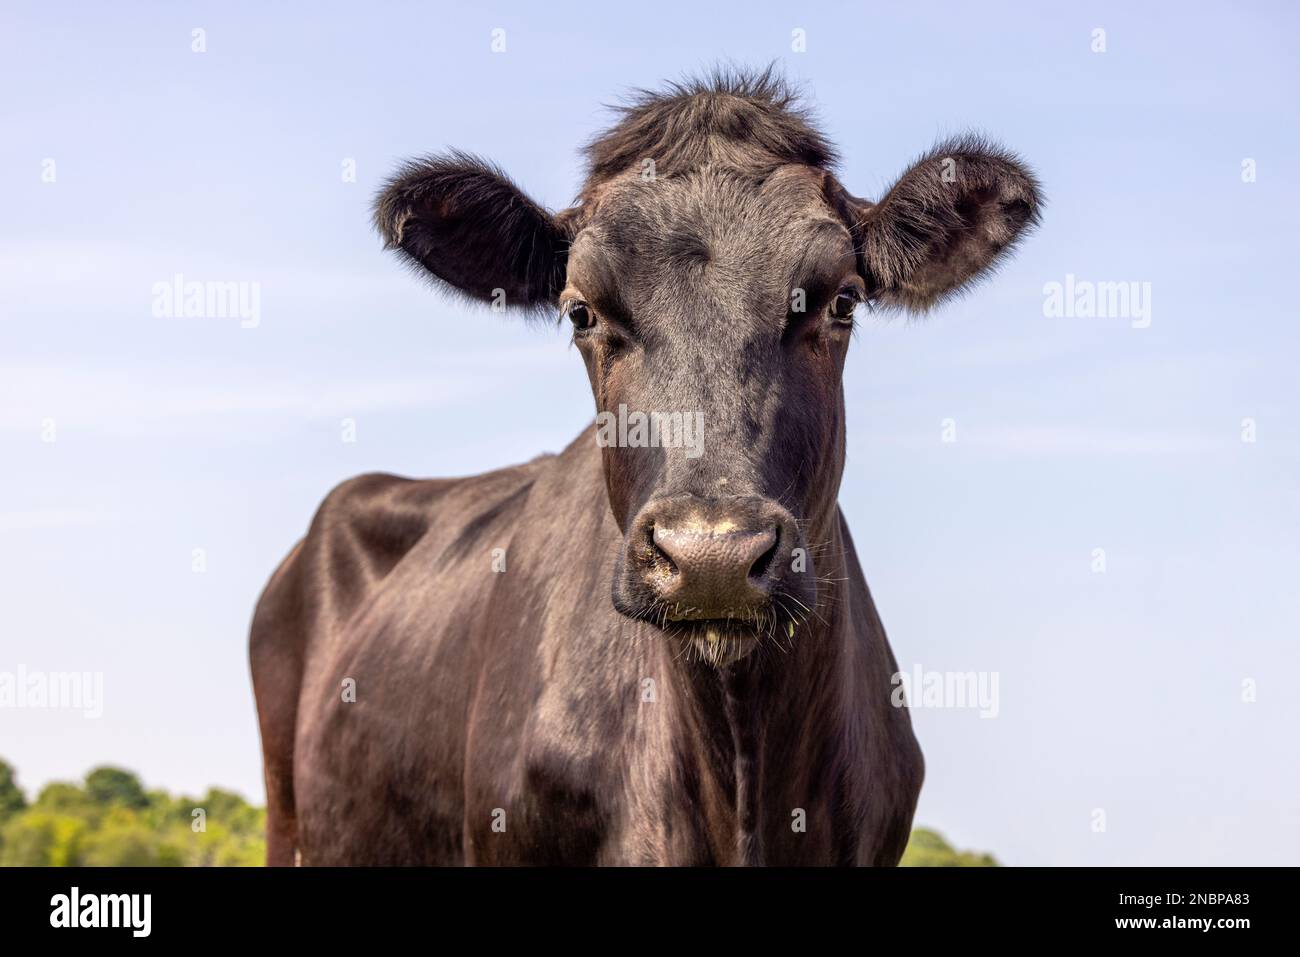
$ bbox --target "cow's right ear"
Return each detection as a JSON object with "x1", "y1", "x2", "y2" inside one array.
[{"x1": 374, "y1": 152, "x2": 576, "y2": 311}]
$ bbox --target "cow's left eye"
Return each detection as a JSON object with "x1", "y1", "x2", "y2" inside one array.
[{"x1": 829, "y1": 289, "x2": 861, "y2": 322}]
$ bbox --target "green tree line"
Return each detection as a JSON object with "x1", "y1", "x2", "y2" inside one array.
[
  {"x1": 0, "y1": 758, "x2": 995, "y2": 866},
  {"x1": 899, "y1": 827, "x2": 998, "y2": 867},
  {"x1": 0, "y1": 758, "x2": 264, "y2": 866}
]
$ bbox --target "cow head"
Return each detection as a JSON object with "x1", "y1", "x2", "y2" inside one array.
[{"x1": 375, "y1": 72, "x2": 1041, "y2": 666}]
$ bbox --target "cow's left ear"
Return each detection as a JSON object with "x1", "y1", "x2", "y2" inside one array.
[{"x1": 840, "y1": 136, "x2": 1042, "y2": 311}]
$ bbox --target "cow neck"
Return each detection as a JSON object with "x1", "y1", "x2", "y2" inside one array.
[{"x1": 658, "y1": 503, "x2": 846, "y2": 865}]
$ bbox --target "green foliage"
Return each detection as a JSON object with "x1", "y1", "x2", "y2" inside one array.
[
  {"x1": 0, "y1": 760, "x2": 27, "y2": 827},
  {"x1": 0, "y1": 811, "x2": 87, "y2": 866},
  {"x1": 84, "y1": 766, "x2": 149, "y2": 810},
  {"x1": 33, "y1": 781, "x2": 93, "y2": 815},
  {"x1": 0, "y1": 759, "x2": 265, "y2": 867},
  {"x1": 901, "y1": 827, "x2": 999, "y2": 867},
  {"x1": 80, "y1": 813, "x2": 163, "y2": 867}
]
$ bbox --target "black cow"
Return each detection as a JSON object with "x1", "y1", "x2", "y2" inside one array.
[{"x1": 250, "y1": 69, "x2": 1041, "y2": 865}]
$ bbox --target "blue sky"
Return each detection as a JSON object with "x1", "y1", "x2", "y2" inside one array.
[{"x1": 1, "y1": 0, "x2": 1297, "y2": 865}]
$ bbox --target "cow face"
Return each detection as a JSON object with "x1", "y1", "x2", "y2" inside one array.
[{"x1": 375, "y1": 91, "x2": 1039, "y2": 667}]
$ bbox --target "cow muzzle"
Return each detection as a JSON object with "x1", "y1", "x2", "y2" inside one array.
[{"x1": 614, "y1": 494, "x2": 811, "y2": 665}]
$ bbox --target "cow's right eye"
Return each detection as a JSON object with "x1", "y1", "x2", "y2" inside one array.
[{"x1": 566, "y1": 301, "x2": 596, "y2": 332}]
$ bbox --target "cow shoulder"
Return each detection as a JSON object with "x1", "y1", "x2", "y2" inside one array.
[
  {"x1": 303, "y1": 459, "x2": 558, "y2": 622},
  {"x1": 249, "y1": 472, "x2": 454, "y2": 705}
]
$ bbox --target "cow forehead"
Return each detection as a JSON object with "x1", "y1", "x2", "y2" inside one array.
[
  {"x1": 583, "y1": 164, "x2": 837, "y2": 250},
  {"x1": 568, "y1": 165, "x2": 853, "y2": 320}
]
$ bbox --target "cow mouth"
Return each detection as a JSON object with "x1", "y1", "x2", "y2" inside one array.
[{"x1": 613, "y1": 582, "x2": 807, "y2": 669}]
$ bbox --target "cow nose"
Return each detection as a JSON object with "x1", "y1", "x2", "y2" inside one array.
[
  {"x1": 651, "y1": 524, "x2": 778, "y2": 609},
  {"x1": 631, "y1": 498, "x2": 795, "y2": 617}
]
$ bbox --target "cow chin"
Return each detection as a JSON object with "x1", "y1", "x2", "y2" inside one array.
[{"x1": 677, "y1": 621, "x2": 762, "y2": 668}]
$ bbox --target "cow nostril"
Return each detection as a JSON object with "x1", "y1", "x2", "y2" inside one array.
[
  {"x1": 747, "y1": 529, "x2": 780, "y2": 582},
  {"x1": 647, "y1": 525, "x2": 678, "y2": 576}
]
